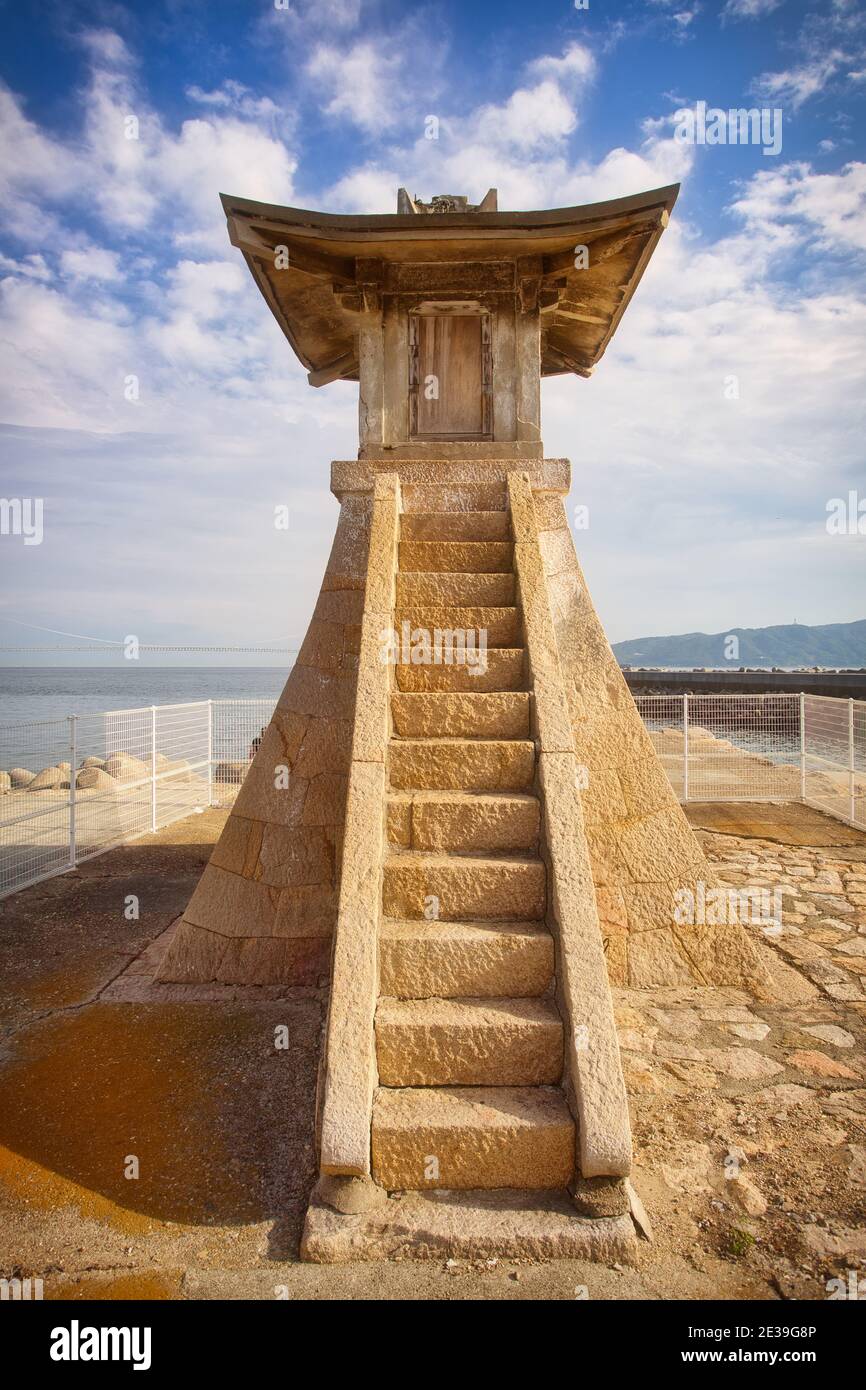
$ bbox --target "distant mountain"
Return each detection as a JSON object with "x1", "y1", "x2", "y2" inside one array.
[{"x1": 613, "y1": 620, "x2": 866, "y2": 669}]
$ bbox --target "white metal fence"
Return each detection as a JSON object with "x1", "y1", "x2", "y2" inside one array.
[
  {"x1": 0, "y1": 692, "x2": 863, "y2": 902},
  {"x1": 0, "y1": 699, "x2": 274, "y2": 900},
  {"x1": 635, "y1": 692, "x2": 865, "y2": 828}
]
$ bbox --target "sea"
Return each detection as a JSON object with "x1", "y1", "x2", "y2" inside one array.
[
  {"x1": 0, "y1": 666, "x2": 858, "y2": 773},
  {"x1": 0, "y1": 667, "x2": 288, "y2": 727}
]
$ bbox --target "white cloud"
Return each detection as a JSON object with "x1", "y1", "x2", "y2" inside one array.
[
  {"x1": 306, "y1": 39, "x2": 412, "y2": 135},
  {"x1": 473, "y1": 42, "x2": 595, "y2": 152},
  {"x1": 722, "y1": 0, "x2": 783, "y2": 19},
  {"x1": 730, "y1": 160, "x2": 866, "y2": 254},
  {"x1": 274, "y1": 0, "x2": 361, "y2": 30},
  {"x1": 60, "y1": 246, "x2": 123, "y2": 282},
  {"x1": 325, "y1": 117, "x2": 691, "y2": 217},
  {"x1": 752, "y1": 50, "x2": 849, "y2": 109},
  {"x1": 0, "y1": 85, "x2": 81, "y2": 235},
  {"x1": 0, "y1": 275, "x2": 132, "y2": 431},
  {"x1": 527, "y1": 42, "x2": 595, "y2": 89},
  {"x1": 0, "y1": 252, "x2": 51, "y2": 281},
  {"x1": 79, "y1": 27, "x2": 134, "y2": 67},
  {"x1": 155, "y1": 117, "x2": 297, "y2": 251},
  {"x1": 316, "y1": 0, "x2": 363, "y2": 26},
  {"x1": 321, "y1": 162, "x2": 401, "y2": 213},
  {"x1": 646, "y1": 0, "x2": 702, "y2": 37},
  {"x1": 144, "y1": 259, "x2": 250, "y2": 371},
  {"x1": 472, "y1": 81, "x2": 578, "y2": 152},
  {"x1": 0, "y1": 36, "x2": 297, "y2": 255},
  {"x1": 319, "y1": 40, "x2": 656, "y2": 212},
  {"x1": 186, "y1": 81, "x2": 281, "y2": 123}
]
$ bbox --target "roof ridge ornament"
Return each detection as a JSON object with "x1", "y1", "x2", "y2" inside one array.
[{"x1": 396, "y1": 188, "x2": 498, "y2": 214}]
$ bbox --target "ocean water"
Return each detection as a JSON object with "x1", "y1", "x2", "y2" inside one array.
[{"x1": 0, "y1": 667, "x2": 289, "y2": 727}]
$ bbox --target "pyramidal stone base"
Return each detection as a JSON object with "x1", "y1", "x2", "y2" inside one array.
[
  {"x1": 158, "y1": 456, "x2": 772, "y2": 998},
  {"x1": 300, "y1": 1185, "x2": 638, "y2": 1265},
  {"x1": 156, "y1": 488, "x2": 372, "y2": 985}
]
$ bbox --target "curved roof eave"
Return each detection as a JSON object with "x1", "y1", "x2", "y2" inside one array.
[
  {"x1": 221, "y1": 185, "x2": 680, "y2": 381},
  {"x1": 219, "y1": 185, "x2": 680, "y2": 237}
]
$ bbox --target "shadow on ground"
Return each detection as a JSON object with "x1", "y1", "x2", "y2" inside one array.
[{"x1": 0, "y1": 813, "x2": 322, "y2": 1246}]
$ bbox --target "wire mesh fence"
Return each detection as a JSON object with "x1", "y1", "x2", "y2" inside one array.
[
  {"x1": 210, "y1": 699, "x2": 274, "y2": 806},
  {"x1": 637, "y1": 693, "x2": 804, "y2": 803},
  {"x1": 635, "y1": 692, "x2": 866, "y2": 827},
  {"x1": 1, "y1": 692, "x2": 863, "y2": 901},
  {"x1": 0, "y1": 717, "x2": 77, "y2": 892},
  {"x1": 0, "y1": 699, "x2": 273, "y2": 899},
  {"x1": 802, "y1": 693, "x2": 866, "y2": 828}
]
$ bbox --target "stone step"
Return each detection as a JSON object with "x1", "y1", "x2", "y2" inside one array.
[
  {"x1": 371, "y1": 1086, "x2": 575, "y2": 1191},
  {"x1": 399, "y1": 540, "x2": 513, "y2": 574},
  {"x1": 401, "y1": 511, "x2": 511, "y2": 542},
  {"x1": 380, "y1": 920, "x2": 554, "y2": 999},
  {"x1": 396, "y1": 571, "x2": 516, "y2": 608},
  {"x1": 393, "y1": 605, "x2": 520, "y2": 648},
  {"x1": 302, "y1": 1187, "x2": 637, "y2": 1264},
  {"x1": 382, "y1": 852, "x2": 546, "y2": 921},
  {"x1": 400, "y1": 482, "x2": 507, "y2": 515},
  {"x1": 391, "y1": 691, "x2": 530, "y2": 740},
  {"x1": 389, "y1": 738, "x2": 535, "y2": 793},
  {"x1": 387, "y1": 791, "x2": 540, "y2": 852},
  {"x1": 395, "y1": 649, "x2": 525, "y2": 694},
  {"x1": 376, "y1": 997, "x2": 563, "y2": 1087}
]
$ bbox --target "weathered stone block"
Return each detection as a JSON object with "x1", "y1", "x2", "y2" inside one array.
[
  {"x1": 379, "y1": 921, "x2": 553, "y2": 999},
  {"x1": 183, "y1": 865, "x2": 279, "y2": 938},
  {"x1": 396, "y1": 570, "x2": 515, "y2": 607},
  {"x1": 382, "y1": 854, "x2": 545, "y2": 921},
  {"x1": 391, "y1": 691, "x2": 530, "y2": 739},
  {"x1": 388, "y1": 738, "x2": 535, "y2": 792},
  {"x1": 257, "y1": 824, "x2": 333, "y2": 890},
  {"x1": 372, "y1": 1086, "x2": 574, "y2": 1191},
  {"x1": 376, "y1": 997, "x2": 563, "y2": 1086}
]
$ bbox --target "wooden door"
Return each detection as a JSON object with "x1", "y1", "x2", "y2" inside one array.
[{"x1": 409, "y1": 312, "x2": 492, "y2": 439}]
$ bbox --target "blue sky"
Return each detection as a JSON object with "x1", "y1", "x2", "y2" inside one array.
[{"x1": 0, "y1": 0, "x2": 864, "y2": 666}]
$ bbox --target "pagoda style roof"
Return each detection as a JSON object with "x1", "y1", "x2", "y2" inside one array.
[{"x1": 221, "y1": 185, "x2": 678, "y2": 385}]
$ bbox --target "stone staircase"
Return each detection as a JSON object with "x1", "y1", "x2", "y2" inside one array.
[{"x1": 370, "y1": 482, "x2": 574, "y2": 1194}]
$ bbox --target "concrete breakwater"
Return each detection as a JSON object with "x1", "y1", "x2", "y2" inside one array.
[{"x1": 624, "y1": 669, "x2": 866, "y2": 700}]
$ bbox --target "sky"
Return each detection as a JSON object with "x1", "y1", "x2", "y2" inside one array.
[{"x1": 0, "y1": 0, "x2": 864, "y2": 668}]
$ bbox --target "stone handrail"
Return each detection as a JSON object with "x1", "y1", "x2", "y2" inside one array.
[
  {"x1": 508, "y1": 471, "x2": 632, "y2": 1178},
  {"x1": 318, "y1": 472, "x2": 400, "y2": 1176}
]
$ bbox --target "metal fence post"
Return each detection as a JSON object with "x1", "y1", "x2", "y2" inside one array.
[
  {"x1": 849, "y1": 698, "x2": 856, "y2": 824},
  {"x1": 150, "y1": 705, "x2": 157, "y2": 833},
  {"x1": 207, "y1": 699, "x2": 214, "y2": 807},
  {"x1": 799, "y1": 692, "x2": 806, "y2": 802},
  {"x1": 682, "y1": 693, "x2": 689, "y2": 803},
  {"x1": 68, "y1": 714, "x2": 77, "y2": 868}
]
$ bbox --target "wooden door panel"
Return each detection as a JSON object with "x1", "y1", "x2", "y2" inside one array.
[{"x1": 410, "y1": 313, "x2": 490, "y2": 438}]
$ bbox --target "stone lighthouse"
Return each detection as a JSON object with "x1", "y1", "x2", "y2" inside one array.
[{"x1": 159, "y1": 185, "x2": 769, "y2": 1260}]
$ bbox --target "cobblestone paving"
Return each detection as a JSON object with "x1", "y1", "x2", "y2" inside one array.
[{"x1": 616, "y1": 827, "x2": 866, "y2": 1298}]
